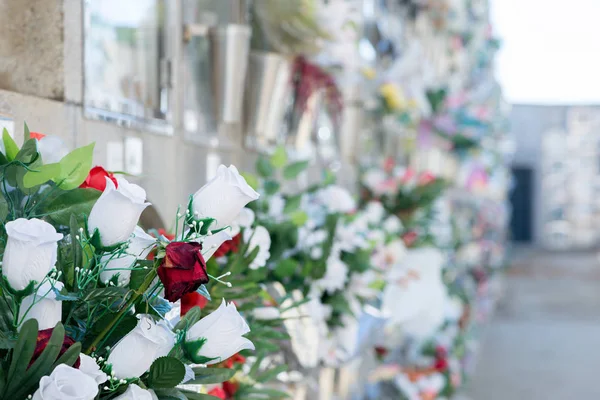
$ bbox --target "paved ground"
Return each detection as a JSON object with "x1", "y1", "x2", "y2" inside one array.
[{"x1": 464, "y1": 247, "x2": 600, "y2": 400}]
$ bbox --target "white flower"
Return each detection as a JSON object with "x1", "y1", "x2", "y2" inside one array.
[
  {"x1": 3, "y1": 218, "x2": 63, "y2": 290},
  {"x1": 79, "y1": 353, "x2": 108, "y2": 384},
  {"x1": 316, "y1": 185, "x2": 356, "y2": 213},
  {"x1": 253, "y1": 307, "x2": 280, "y2": 320},
  {"x1": 201, "y1": 230, "x2": 233, "y2": 261},
  {"x1": 37, "y1": 135, "x2": 69, "y2": 164},
  {"x1": 129, "y1": 226, "x2": 157, "y2": 258},
  {"x1": 372, "y1": 239, "x2": 406, "y2": 270},
  {"x1": 18, "y1": 280, "x2": 63, "y2": 330},
  {"x1": 88, "y1": 178, "x2": 150, "y2": 247},
  {"x1": 348, "y1": 270, "x2": 380, "y2": 300},
  {"x1": 186, "y1": 299, "x2": 254, "y2": 365},
  {"x1": 113, "y1": 384, "x2": 158, "y2": 400},
  {"x1": 383, "y1": 215, "x2": 403, "y2": 234},
  {"x1": 268, "y1": 194, "x2": 285, "y2": 219},
  {"x1": 33, "y1": 364, "x2": 98, "y2": 400},
  {"x1": 107, "y1": 314, "x2": 175, "y2": 379},
  {"x1": 362, "y1": 170, "x2": 389, "y2": 195},
  {"x1": 243, "y1": 225, "x2": 271, "y2": 269},
  {"x1": 99, "y1": 253, "x2": 136, "y2": 286},
  {"x1": 315, "y1": 255, "x2": 348, "y2": 294},
  {"x1": 363, "y1": 201, "x2": 386, "y2": 224},
  {"x1": 192, "y1": 165, "x2": 260, "y2": 230}
]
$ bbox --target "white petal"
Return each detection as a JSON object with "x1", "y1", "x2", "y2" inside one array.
[{"x1": 201, "y1": 231, "x2": 233, "y2": 261}]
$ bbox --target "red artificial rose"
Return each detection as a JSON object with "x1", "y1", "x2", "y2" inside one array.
[
  {"x1": 223, "y1": 353, "x2": 246, "y2": 369},
  {"x1": 222, "y1": 381, "x2": 239, "y2": 397},
  {"x1": 180, "y1": 292, "x2": 208, "y2": 316},
  {"x1": 434, "y1": 357, "x2": 448, "y2": 372},
  {"x1": 213, "y1": 234, "x2": 241, "y2": 258},
  {"x1": 31, "y1": 328, "x2": 80, "y2": 368},
  {"x1": 208, "y1": 386, "x2": 227, "y2": 400},
  {"x1": 157, "y1": 228, "x2": 175, "y2": 241},
  {"x1": 157, "y1": 242, "x2": 209, "y2": 302},
  {"x1": 80, "y1": 166, "x2": 118, "y2": 191},
  {"x1": 30, "y1": 132, "x2": 46, "y2": 140}
]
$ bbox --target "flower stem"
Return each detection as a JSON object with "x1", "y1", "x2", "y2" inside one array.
[{"x1": 84, "y1": 269, "x2": 158, "y2": 354}]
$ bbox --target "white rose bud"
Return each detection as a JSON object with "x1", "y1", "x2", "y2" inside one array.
[
  {"x1": 252, "y1": 307, "x2": 280, "y2": 321},
  {"x1": 107, "y1": 315, "x2": 175, "y2": 379},
  {"x1": 186, "y1": 299, "x2": 254, "y2": 365},
  {"x1": 79, "y1": 353, "x2": 108, "y2": 384},
  {"x1": 18, "y1": 280, "x2": 63, "y2": 331},
  {"x1": 32, "y1": 364, "x2": 98, "y2": 400},
  {"x1": 200, "y1": 230, "x2": 232, "y2": 261},
  {"x1": 192, "y1": 165, "x2": 259, "y2": 230},
  {"x1": 113, "y1": 384, "x2": 158, "y2": 400},
  {"x1": 88, "y1": 177, "x2": 150, "y2": 247},
  {"x1": 3, "y1": 218, "x2": 63, "y2": 291}
]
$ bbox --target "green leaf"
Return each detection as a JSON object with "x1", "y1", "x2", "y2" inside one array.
[
  {"x1": 274, "y1": 259, "x2": 299, "y2": 279},
  {"x1": 23, "y1": 162, "x2": 62, "y2": 188},
  {"x1": 43, "y1": 188, "x2": 101, "y2": 226},
  {"x1": 188, "y1": 367, "x2": 235, "y2": 384},
  {"x1": 283, "y1": 160, "x2": 309, "y2": 180},
  {"x1": 256, "y1": 157, "x2": 274, "y2": 177},
  {"x1": 240, "y1": 172, "x2": 259, "y2": 191},
  {"x1": 129, "y1": 261, "x2": 154, "y2": 291},
  {"x1": 283, "y1": 195, "x2": 302, "y2": 214},
  {"x1": 255, "y1": 365, "x2": 287, "y2": 383},
  {"x1": 289, "y1": 210, "x2": 308, "y2": 226},
  {"x1": 55, "y1": 142, "x2": 95, "y2": 190},
  {"x1": 23, "y1": 122, "x2": 30, "y2": 144},
  {"x1": 6, "y1": 319, "x2": 38, "y2": 389},
  {"x1": 52, "y1": 341, "x2": 81, "y2": 368},
  {"x1": 3, "y1": 128, "x2": 19, "y2": 160},
  {"x1": 238, "y1": 387, "x2": 291, "y2": 399},
  {"x1": 148, "y1": 356, "x2": 186, "y2": 388},
  {"x1": 174, "y1": 306, "x2": 202, "y2": 332},
  {"x1": 264, "y1": 180, "x2": 280, "y2": 196},
  {"x1": 0, "y1": 193, "x2": 8, "y2": 222},
  {"x1": 270, "y1": 146, "x2": 288, "y2": 168},
  {"x1": 153, "y1": 388, "x2": 188, "y2": 400}
]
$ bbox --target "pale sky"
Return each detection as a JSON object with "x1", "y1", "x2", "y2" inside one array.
[{"x1": 491, "y1": 0, "x2": 600, "y2": 105}]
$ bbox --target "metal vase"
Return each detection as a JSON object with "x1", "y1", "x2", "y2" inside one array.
[
  {"x1": 209, "y1": 24, "x2": 251, "y2": 125},
  {"x1": 244, "y1": 51, "x2": 293, "y2": 150}
]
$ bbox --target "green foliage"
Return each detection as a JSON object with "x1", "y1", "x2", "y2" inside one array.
[
  {"x1": 256, "y1": 157, "x2": 274, "y2": 178},
  {"x1": 42, "y1": 188, "x2": 101, "y2": 226},
  {"x1": 148, "y1": 356, "x2": 186, "y2": 388},
  {"x1": 188, "y1": 367, "x2": 235, "y2": 384},
  {"x1": 283, "y1": 160, "x2": 309, "y2": 180},
  {"x1": 283, "y1": 194, "x2": 302, "y2": 214},
  {"x1": 270, "y1": 146, "x2": 287, "y2": 168},
  {"x1": 2, "y1": 129, "x2": 19, "y2": 161}
]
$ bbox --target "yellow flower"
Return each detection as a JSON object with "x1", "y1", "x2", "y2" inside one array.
[
  {"x1": 361, "y1": 67, "x2": 376, "y2": 80},
  {"x1": 380, "y1": 83, "x2": 407, "y2": 111}
]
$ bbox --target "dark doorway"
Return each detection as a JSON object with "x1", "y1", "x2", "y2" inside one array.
[{"x1": 510, "y1": 167, "x2": 533, "y2": 242}]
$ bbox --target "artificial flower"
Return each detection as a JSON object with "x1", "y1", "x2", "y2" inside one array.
[
  {"x1": 383, "y1": 214, "x2": 403, "y2": 234},
  {"x1": 186, "y1": 299, "x2": 254, "y2": 365},
  {"x1": 208, "y1": 386, "x2": 227, "y2": 399},
  {"x1": 228, "y1": 208, "x2": 255, "y2": 237},
  {"x1": 107, "y1": 315, "x2": 175, "y2": 379},
  {"x1": 212, "y1": 233, "x2": 241, "y2": 258},
  {"x1": 32, "y1": 364, "x2": 98, "y2": 400},
  {"x1": 181, "y1": 292, "x2": 209, "y2": 316},
  {"x1": 88, "y1": 177, "x2": 150, "y2": 247},
  {"x1": 18, "y1": 280, "x2": 63, "y2": 330},
  {"x1": 372, "y1": 239, "x2": 407, "y2": 271},
  {"x1": 35, "y1": 135, "x2": 69, "y2": 164},
  {"x1": 243, "y1": 225, "x2": 271, "y2": 269},
  {"x1": 316, "y1": 185, "x2": 356, "y2": 214},
  {"x1": 3, "y1": 218, "x2": 63, "y2": 290},
  {"x1": 315, "y1": 255, "x2": 348, "y2": 294},
  {"x1": 363, "y1": 201, "x2": 386, "y2": 224},
  {"x1": 32, "y1": 328, "x2": 80, "y2": 368},
  {"x1": 201, "y1": 231, "x2": 233, "y2": 261},
  {"x1": 79, "y1": 353, "x2": 108, "y2": 384},
  {"x1": 80, "y1": 166, "x2": 118, "y2": 191},
  {"x1": 157, "y1": 241, "x2": 209, "y2": 302},
  {"x1": 192, "y1": 165, "x2": 259, "y2": 230},
  {"x1": 113, "y1": 384, "x2": 158, "y2": 400},
  {"x1": 252, "y1": 307, "x2": 280, "y2": 320}
]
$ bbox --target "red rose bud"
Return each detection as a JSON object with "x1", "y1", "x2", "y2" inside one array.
[
  {"x1": 181, "y1": 292, "x2": 208, "y2": 316},
  {"x1": 224, "y1": 353, "x2": 246, "y2": 369},
  {"x1": 30, "y1": 132, "x2": 46, "y2": 140},
  {"x1": 208, "y1": 386, "x2": 227, "y2": 400},
  {"x1": 223, "y1": 380, "x2": 239, "y2": 397},
  {"x1": 158, "y1": 242, "x2": 209, "y2": 302},
  {"x1": 31, "y1": 328, "x2": 80, "y2": 368},
  {"x1": 80, "y1": 166, "x2": 118, "y2": 191},
  {"x1": 213, "y1": 234, "x2": 241, "y2": 258}
]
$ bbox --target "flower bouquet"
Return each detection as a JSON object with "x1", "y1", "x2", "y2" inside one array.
[{"x1": 0, "y1": 126, "x2": 272, "y2": 400}]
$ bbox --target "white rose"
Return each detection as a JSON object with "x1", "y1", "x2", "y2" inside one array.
[
  {"x1": 316, "y1": 185, "x2": 356, "y2": 213},
  {"x1": 362, "y1": 170, "x2": 387, "y2": 194},
  {"x1": 315, "y1": 255, "x2": 349, "y2": 294},
  {"x1": 113, "y1": 384, "x2": 158, "y2": 400},
  {"x1": 37, "y1": 135, "x2": 69, "y2": 164},
  {"x1": 228, "y1": 208, "x2": 255, "y2": 237},
  {"x1": 18, "y1": 280, "x2": 63, "y2": 330},
  {"x1": 192, "y1": 165, "x2": 259, "y2": 230},
  {"x1": 128, "y1": 226, "x2": 157, "y2": 258},
  {"x1": 88, "y1": 177, "x2": 150, "y2": 247},
  {"x1": 3, "y1": 218, "x2": 63, "y2": 290},
  {"x1": 252, "y1": 307, "x2": 280, "y2": 320},
  {"x1": 186, "y1": 299, "x2": 254, "y2": 365},
  {"x1": 364, "y1": 201, "x2": 386, "y2": 224},
  {"x1": 200, "y1": 230, "x2": 233, "y2": 261},
  {"x1": 79, "y1": 354, "x2": 108, "y2": 384},
  {"x1": 243, "y1": 225, "x2": 271, "y2": 269},
  {"x1": 32, "y1": 364, "x2": 98, "y2": 400},
  {"x1": 383, "y1": 215, "x2": 403, "y2": 234},
  {"x1": 107, "y1": 315, "x2": 175, "y2": 379}
]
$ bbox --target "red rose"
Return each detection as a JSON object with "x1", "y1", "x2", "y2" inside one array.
[
  {"x1": 181, "y1": 292, "x2": 208, "y2": 316},
  {"x1": 30, "y1": 132, "x2": 46, "y2": 140},
  {"x1": 31, "y1": 328, "x2": 80, "y2": 368},
  {"x1": 223, "y1": 353, "x2": 246, "y2": 369},
  {"x1": 157, "y1": 228, "x2": 175, "y2": 241},
  {"x1": 80, "y1": 166, "x2": 118, "y2": 191},
  {"x1": 222, "y1": 380, "x2": 239, "y2": 397},
  {"x1": 158, "y1": 242, "x2": 209, "y2": 302},
  {"x1": 434, "y1": 357, "x2": 448, "y2": 372},
  {"x1": 208, "y1": 386, "x2": 227, "y2": 400},
  {"x1": 213, "y1": 234, "x2": 241, "y2": 258}
]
